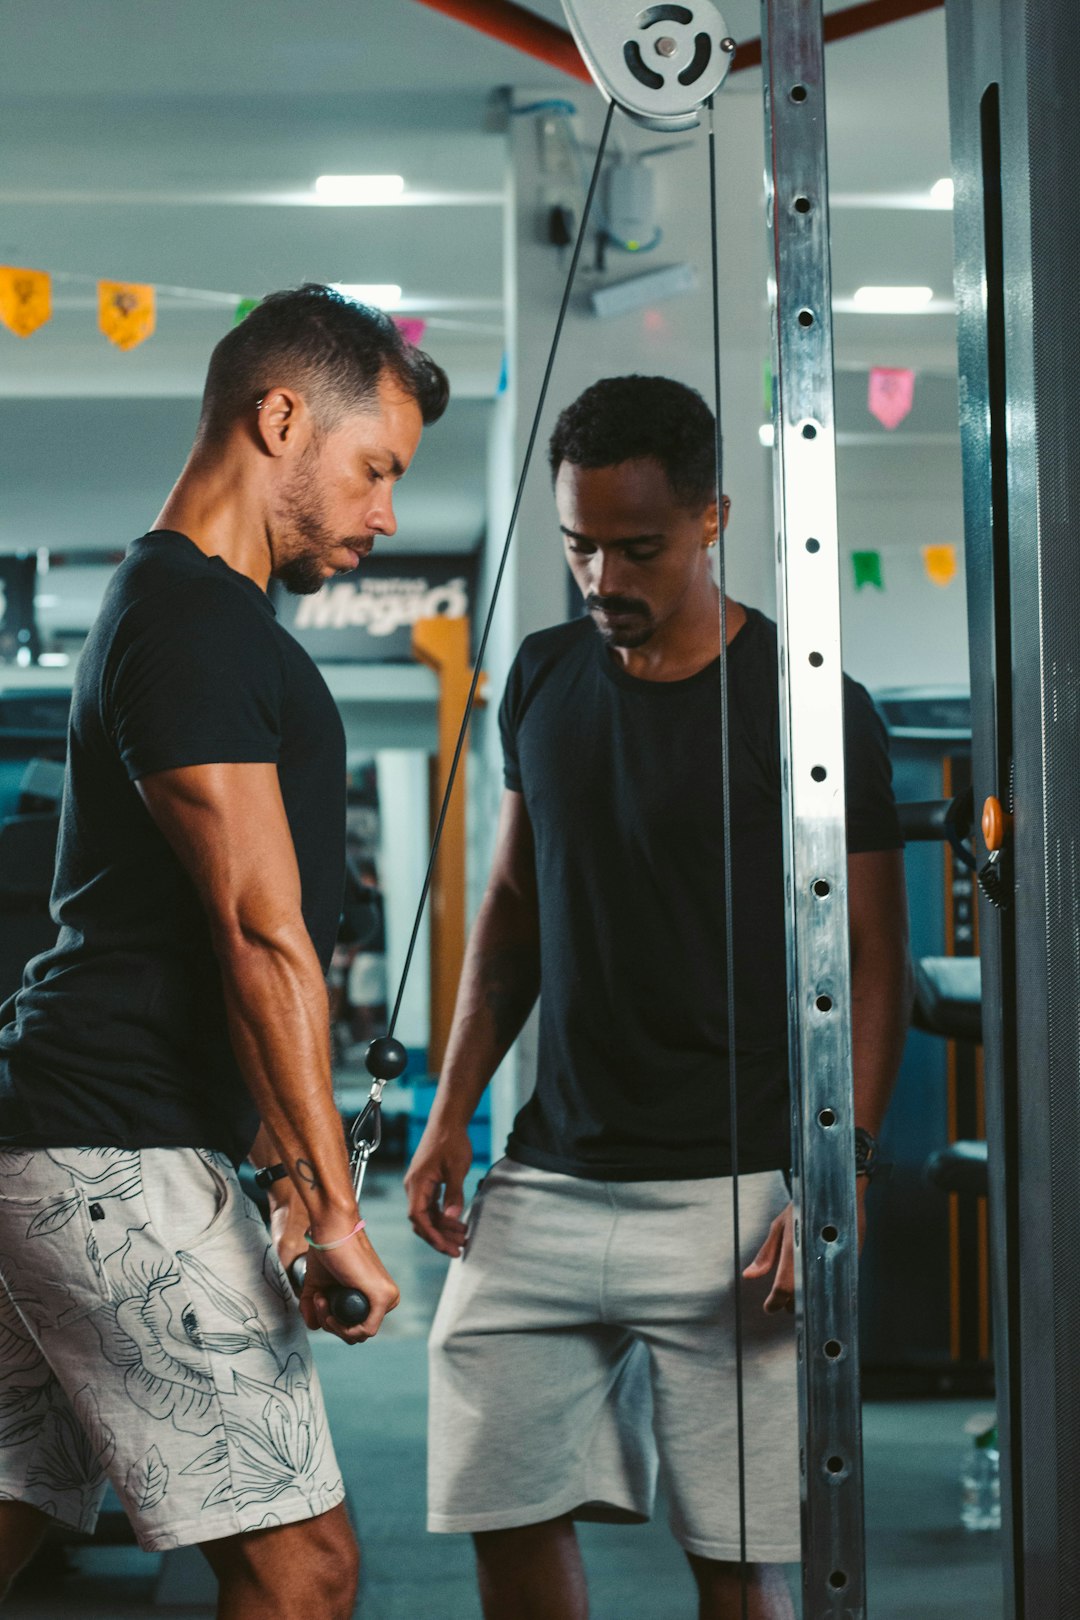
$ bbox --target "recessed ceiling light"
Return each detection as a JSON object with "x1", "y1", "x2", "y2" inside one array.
[
  {"x1": 330, "y1": 283, "x2": 403, "y2": 310},
  {"x1": 314, "y1": 174, "x2": 405, "y2": 204},
  {"x1": 852, "y1": 285, "x2": 934, "y2": 313},
  {"x1": 930, "y1": 177, "x2": 954, "y2": 208}
]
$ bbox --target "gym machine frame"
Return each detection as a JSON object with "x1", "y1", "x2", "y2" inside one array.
[{"x1": 561, "y1": 3, "x2": 865, "y2": 1613}]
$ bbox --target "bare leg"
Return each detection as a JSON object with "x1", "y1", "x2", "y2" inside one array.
[
  {"x1": 686, "y1": 1556, "x2": 796, "y2": 1620},
  {"x1": 474, "y1": 1516, "x2": 588, "y2": 1620},
  {"x1": 199, "y1": 1503, "x2": 359, "y2": 1620},
  {"x1": 0, "y1": 1502, "x2": 51, "y2": 1601}
]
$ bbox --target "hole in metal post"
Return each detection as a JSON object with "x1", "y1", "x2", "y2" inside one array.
[
  {"x1": 829, "y1": 1571, "x2": 848, "y2": 1590},
  {"x1": 821, "y1": 1224, "x2": 839, "y2": 1242},
  {"x1": 815, "y1": 994, "x2": 833, "y2": 1013},
  {"x1": 811, "y1": 764, "x2": 827, "y2": 782},
  {"x1": 790, "y1": 83, "x2": 808, "y2": 103},
  {"x1": 812, "y1": 878, "x2": 830, "y2": 897},
  {"x1": 818, "y1": 1108, "x2": 837, "y2": 1128},
  {"x1": 801, "y1": 421, "x2": 818, "y2": 439},
  {"x1": 794, "y1": 195, "x2": 812, "y2": 213},
  {"x1": 809, "y1": 651, "x2": 824, "y2": 667},
  {"x1": 826, "y1": 1455, "x2": 845, "y2": 1475},
  {"x1": 806, "y1": 537, "x2": 820, "y2": 553},
  {"x1": 824, "y1": 1339, "x2": 843, "y2": 1359},
  {"x1": 797, "y1": 308, "x2": 814, "y2": 327}
]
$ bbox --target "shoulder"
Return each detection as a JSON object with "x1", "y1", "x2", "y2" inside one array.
[
  {"x1": 516, "y1": 617, "x2": 594, "y2": 672},
  {"x1": 505, "y1": 615, "x2": 592, "y2": 693},
  {"x1": 500, "y1": 619, "x2": 592, "y2": 735}
]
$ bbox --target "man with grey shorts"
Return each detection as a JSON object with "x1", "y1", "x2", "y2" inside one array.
[
  {"x1": 0, "y1": 287, "x2": 448, "y2": 1616},
  {"x1": 406, "y1": 376, "x2": 912, "y2": 1620}
]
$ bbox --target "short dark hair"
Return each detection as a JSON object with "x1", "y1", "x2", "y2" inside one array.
[
  {"x1": 548, "y1": 375, "x2": 716, "y2": 509},
  {"x1": 197, "y1": 283, "x2": 450, "y2": 441}
]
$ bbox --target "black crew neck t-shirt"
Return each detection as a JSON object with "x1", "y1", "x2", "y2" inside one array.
[
  {"x1": 500, "y1": 608, "x2": 902, "y2": 1182},
  {"x1": 0, "y1": 531, "x2": 346, "y2": 1165}
]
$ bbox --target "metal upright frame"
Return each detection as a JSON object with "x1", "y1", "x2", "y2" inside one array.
[
  {"x1": 761, "y1": 5, "x2": 865, "y2": 1615},
  {"x1": 947, "y1": 1, "x2": 1080, "y2": 1614}
]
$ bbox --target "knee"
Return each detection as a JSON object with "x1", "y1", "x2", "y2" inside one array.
[{"x1": 303, "y1": 1515, "x2": 360, "y2": 1616}]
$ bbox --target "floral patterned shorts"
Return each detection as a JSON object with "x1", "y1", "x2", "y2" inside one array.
[{"x1": 0, "y1": 1147, "x2": 345, "y2": 1550}]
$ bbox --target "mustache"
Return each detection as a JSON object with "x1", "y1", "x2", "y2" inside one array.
[{"x1": 585, "y1": 594, "x2": 650, "y2": 618}]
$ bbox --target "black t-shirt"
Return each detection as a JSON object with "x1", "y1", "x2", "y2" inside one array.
[
  {"x1": 0, "y1": 531, "x2": 346, "y2": 1165},
  {"x1": 500, "y1": 608, "x2": 902, "y2": 1181}
]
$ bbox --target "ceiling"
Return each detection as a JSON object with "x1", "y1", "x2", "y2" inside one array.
[{"x1": 0, "y1": 0, "x2": 957, "y2": 553}]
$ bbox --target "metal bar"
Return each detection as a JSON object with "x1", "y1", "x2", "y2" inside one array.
[
  {"x1": 946, "y1": 33, "x2": 1023, "y2": 1620},
  {"x1": 761, "y1": 4, "x2": 866, "y2": 1615}
]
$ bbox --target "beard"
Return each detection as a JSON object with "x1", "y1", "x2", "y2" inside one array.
[
  {"x1": 273, "y1": 451, "x2": 372, "y2": 596},
  {"x1": 585, "y1": 593, "x2": 655, "y2": 648}
]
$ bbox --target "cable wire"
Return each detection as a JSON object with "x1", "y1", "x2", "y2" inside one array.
[
  {"x1": 707, "y1": 94, "x2": 750, "y2": 1620},
  {"x1": 386, "y1": 97, "x2": 617, "y2": 1040}
]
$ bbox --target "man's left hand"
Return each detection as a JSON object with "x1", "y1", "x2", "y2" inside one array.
[{"x1": 742, "y1": 1182, "x2": 869, "y2": 1314}]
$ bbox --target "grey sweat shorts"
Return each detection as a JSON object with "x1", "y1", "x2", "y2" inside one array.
[
  {"x1": 428, "y1": 1158, "x2": 800, "y2": 1563},
  {"x1": 0, "y1": 1146, "x2": 344, "y2": 1551}
]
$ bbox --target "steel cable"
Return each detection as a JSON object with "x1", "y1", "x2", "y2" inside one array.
[
  {"x1": 385, "y1": 98, "x2": 616, "y2": 1041},
  {"x1": 707, "y1": 93, "x2": 750, "y2": 1618}
]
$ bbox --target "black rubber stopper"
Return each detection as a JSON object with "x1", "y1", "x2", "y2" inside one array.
[
  {"x1": 290, "y1": 1255, "x2": 371, "y2": 1327},
  {"x1": 365, "y1": 1035, "x2": 408, "y2": 1082}
]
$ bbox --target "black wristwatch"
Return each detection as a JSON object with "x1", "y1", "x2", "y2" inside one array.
[
  {"x1": 854, "y1": 1127, "x2": 882, "y2": 1181},
  {"x1": 254, "y1": 1162, "x2": 289, "y2": 1191}
]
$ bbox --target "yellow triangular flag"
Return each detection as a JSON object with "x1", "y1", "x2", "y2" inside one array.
[
  {"x1": 0, "y1": 266, "x2": 52, "y2": 338},
  {"x1": 923, "y1": 543, "x2": 958, "y2": 588},
  {"x1": 98, "y1": 281, "x2": 156, "y2": 351}
]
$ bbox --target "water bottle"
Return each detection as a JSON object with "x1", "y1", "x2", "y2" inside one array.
[{"x1": 960, "y1": 1418, "x2": 1001, "y2": 1531}]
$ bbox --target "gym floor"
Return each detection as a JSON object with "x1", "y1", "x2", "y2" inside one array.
[{"x1": 8, "y1": 1170, "x2": 1004, "y2": 1619}]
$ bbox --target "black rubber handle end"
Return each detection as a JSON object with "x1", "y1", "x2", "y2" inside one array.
[{"x1": 289, "y1": 1256, "x2": 372, "y2": 1326}]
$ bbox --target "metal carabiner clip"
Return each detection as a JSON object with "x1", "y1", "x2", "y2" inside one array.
[{"x1": 347, "y1": 1088, "x2": 384, "y2": 1205}]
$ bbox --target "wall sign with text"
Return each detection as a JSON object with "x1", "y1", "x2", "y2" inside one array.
[{"x1": 275, "y1": 555, "x2": 476, "y2": 662}]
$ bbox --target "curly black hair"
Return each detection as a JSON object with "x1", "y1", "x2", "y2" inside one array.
[
  {"x1": 197, "y1": 283, "x2": 450, "y2": 442},
  {"x1": 548, "y1": 375, "x2": 716, "y2": 509}
]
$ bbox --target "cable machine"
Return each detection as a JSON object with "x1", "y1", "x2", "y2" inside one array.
[{"x1": 336, "y1": 1, "x2": 1079, "y2": 1614}]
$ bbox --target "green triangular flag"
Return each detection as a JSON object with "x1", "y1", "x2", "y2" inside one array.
[
  {"x1": 852, "y1": 550, "x2": 884, "y2": 590},
  {"x1": 234, "y1": 297, "x2": 260, "y2": 325}
]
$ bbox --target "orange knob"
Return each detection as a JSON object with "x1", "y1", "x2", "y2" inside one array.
[{"x1": 982, "y1": 795, "x2": 1012, "y2": 852}]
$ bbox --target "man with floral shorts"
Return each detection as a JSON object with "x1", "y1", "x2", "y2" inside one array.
[{"x1": 0, "y1": 286, "x2": 448, "y2": 1615}]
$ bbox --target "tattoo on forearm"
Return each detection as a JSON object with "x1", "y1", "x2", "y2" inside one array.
[
  {"x1": 294, "y1": 1159, "x2": 321, "y2": 1191},
  {"x1": 480, "y1": 943, "x2": 540, "y2": 1046}
]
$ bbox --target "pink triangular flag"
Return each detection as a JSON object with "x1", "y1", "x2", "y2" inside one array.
[
  {"x1": 394, "y1": 317, "x2": 427, "y2": 346},
  {"x1": 868, "y1": 366, "x2": 915, "y2": 431}
]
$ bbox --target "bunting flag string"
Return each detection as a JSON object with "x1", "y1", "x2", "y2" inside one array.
[
  {"x1": 0, "y1": 267, "x2": 438, "y2": 351},
  {"x1": 848, "y1": 542, "x2": 962, "y2": 593}
]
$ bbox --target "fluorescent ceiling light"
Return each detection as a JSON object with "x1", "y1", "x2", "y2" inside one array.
[
  {"x1": 314, "y1": 174, "x2": 405, "y2": 204},
  {"x1": 758, "y1": 423, "x2": 775, "y2": 448},
  {"x1": 852, "y1": 285, "x2": 934, "y2": 313},
  {"x1": 331, "y1": 283, "x2": 403, "y2": 310},
  {"x1": 930, "y1": 177, "x2": 954, "y2": 208}
]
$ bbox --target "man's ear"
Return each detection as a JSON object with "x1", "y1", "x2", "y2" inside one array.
[
  {"x1": 254, "y1": 387, "x2": 304, "y2": 457},
  {"x1": 703, "y1": 499, "x2": 721, "y2": 548}
]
